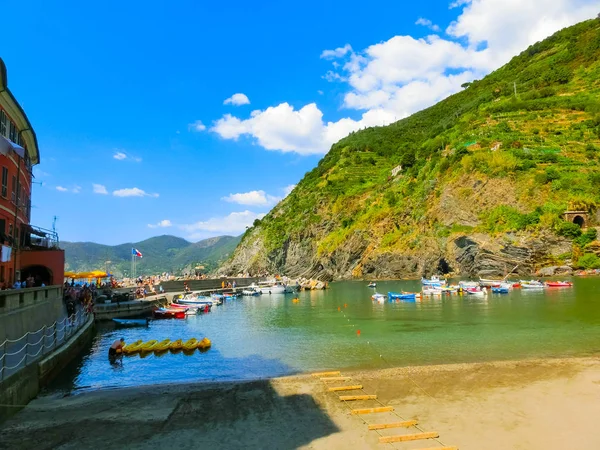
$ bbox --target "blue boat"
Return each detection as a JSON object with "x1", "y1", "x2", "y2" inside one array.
[
  {"x1": 388, "y1": 292, "x2": 417, "y2": 301},
  {"x1": 491, "y1": 286, "x2": 510, "y2": 294},
  {"x1": 112, "y1": 318, "x2": 150, "y2": 327}
]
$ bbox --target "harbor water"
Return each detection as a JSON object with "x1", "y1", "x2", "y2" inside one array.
[{"x1": 47, "y1": 278, "x2": 600, "y2": 394}]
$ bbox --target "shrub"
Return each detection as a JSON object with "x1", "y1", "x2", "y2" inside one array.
[
  {"x1": 574, "y1": 228, "x2": 598, "y2": 247},
  {"x1": 556, "y1": 221, "x2": 582, "y2": 238},
  {"x1": 577, "y1": 253, "x2": 600, "y2": 269}
]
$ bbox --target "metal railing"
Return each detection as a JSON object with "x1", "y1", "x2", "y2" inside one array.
[{"x1": 0, "y1": 307, "x2": 90, "y2": 381}]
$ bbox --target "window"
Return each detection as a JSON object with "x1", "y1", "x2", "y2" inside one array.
[
  {"x1": 11, "y1": 175, "x2": 15, "y2": 203},
  {"x1": 0, "y1": 266, "x2": 4, "y2": 283},
  {"x1": 20, "y1": 187, "x2": 25, "y2": 208},
  {"x1": 8, "y1": 121, "x2": 17, "y2": 142},
  {"x1": 0, "y1": 219, "x2": 5, "y2": 239},
  {"x1": 1, "y1": 167, "x2": 7, "y2": 198},
  {"x1": 0, "y1": 110, "x2": 6, "y2": 137}
]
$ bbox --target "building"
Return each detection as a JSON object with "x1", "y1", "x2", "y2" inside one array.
[{"x1": 0, "y1": 58, "x2": 63, "y2": 287}]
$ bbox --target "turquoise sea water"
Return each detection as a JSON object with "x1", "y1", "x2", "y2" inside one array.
[{"x1": 47, "y1": 278, "x2": 600, "y2": 393}]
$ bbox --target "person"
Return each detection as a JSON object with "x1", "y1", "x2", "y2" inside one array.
[
  {"x1": 109, "y1": 338, "x2": 125, "y2": 359},
  {"x1": 13, "y1": 280, "x2": 21, "y2": 289},
  {"x1": 232, "y1": 280, "x2": 236, "y2": 289},
  {"x1": 66, "y1": 300, "x2": 76, "y2": 325}
]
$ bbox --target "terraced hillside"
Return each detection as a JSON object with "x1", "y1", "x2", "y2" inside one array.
[{"x1": 221, "y1": 18, "x2": 600, "y2": 280}]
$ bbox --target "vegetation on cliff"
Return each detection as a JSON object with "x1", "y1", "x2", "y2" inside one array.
[{"x1": 223, "y1": 18, "x2": 600, "y2": 279}]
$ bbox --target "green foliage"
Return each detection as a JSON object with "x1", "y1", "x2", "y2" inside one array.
[
  {"x1": 576, "y1": 253, "x2": 600, "y2": 269},
  {"x1": 481, "y1": 206, "x2": 541, "y2": 233},
  {"x1": 556, "y1": 221, "x2": 582, "y2": 238},
  {"x1": 574, "y1": 228, "x2": 598, "y2": 247}
]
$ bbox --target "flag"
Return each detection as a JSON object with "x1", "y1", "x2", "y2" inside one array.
[{"x1": 132, "y1": 248, "x2": 142, "y2": 258}]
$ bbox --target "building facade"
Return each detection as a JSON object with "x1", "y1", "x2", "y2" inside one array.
[{"x1": 0, "y1": 58, "x2": 63, "y2": 286}]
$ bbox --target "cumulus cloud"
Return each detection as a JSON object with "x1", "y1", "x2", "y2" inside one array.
[
  {"x1": 188, "y1": 120, "x2": 206, "y2": 131},
  {"x1": 56, "y1": 186, "x2": 68, "y2": 192},
  {"x1": 180, "y1": 210, "x2": 265, "y2": 240},
  {"x1": 93, "y1": 184, "x2": 108, "y2": 195},
  {"x1": 113, "y1": 151, "x2": 142, "y2": 162},
  {"x1": 222, "y1": 190, "x2": 281, "y2": 206},
  {"x1": 56, "y1": 185, "x2": 80, "y2": 193},
  {"x1": 283, "y1": 184, "x2": 296, "y2": 196},
  {"x1": 320, "y1": 44, "x2": 353, "y2": 59},
  {"x1": 112, "y1": 187, "x2": 159, "y2": 198},
  {"x1": 209, "y1": 1, "x2": 599, "y2": 155},
  {"x1": 148, "y1": 219, "x2": 172, "y2": 228},
  {"x1": 415, "y1": 17, "x2": 441, "y2": 32},
  {"x1": 223, "y1": 93, "x2": 250, "y2": 106}
]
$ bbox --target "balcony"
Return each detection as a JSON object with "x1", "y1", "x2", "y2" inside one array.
[{"x1": 20, "y1": 224, "x2": 59, "y2": 250}]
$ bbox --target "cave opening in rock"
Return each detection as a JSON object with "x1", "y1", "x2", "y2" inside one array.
[
  {"x1": 573, "y1": 215, "x2": 585, "y2": 227},
  {"x1": 437, "y1": 258, "x2": 452, "y2": 275}
]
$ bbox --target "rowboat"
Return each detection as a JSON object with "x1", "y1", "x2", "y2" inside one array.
[
  {"x1": 520, "y1": 280, "x2": 545, "y2": 289},
  {"x1": 197, "y1": 337, "x2": 212, "y2": 349},
  {"x1": 122, "y1": 340, "x2": 144, "y2": 354},
  {"x1": 422, "y1": 286, "x2": 442, "y2": 296},
  {"x1": 465, "y1": 287, "x2": 486, "y2": 296},
  {"x1": 153, "y1": 339, "x2": 171, "y2": 351},
  {"x1": 388, "y1": 292, "x2": 419, "y2": 301},
  {"x1": 421, "y1": 275, "x2": 446, "y2": 286},
  {"x1": 367, "y1": 282, "x2": 377, "y2": 288},
  {"x1": 140, "y1": 340, "x2": 158, "y2": 351},
  {"x1": 491, "y1": 286, "x2": 510, "y2": 293},
  {"x1": 545, "y1": 281, "x2": 573, "y2": 287},
  {"x1": 479, "y1": 277, "x2": 505, "y2": 287},
  {"x1": 182, "y1": 338, "x2": 198, "y2": 351},
  {"x1": 112, "y1": 318, "x2": 149, "y2": 327},
  {"x1": 153, "y1": 308, "x2": 187, "y2": 319}
]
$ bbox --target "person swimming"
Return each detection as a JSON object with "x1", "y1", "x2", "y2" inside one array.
[{"x1": 109, "y1": 338, "x2": 125, "y2": 358}]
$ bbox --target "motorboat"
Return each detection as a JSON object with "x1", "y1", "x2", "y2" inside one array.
[
  {"x1": 491, "y1": 285, "x2": 510, "y2": 294},
  {"x1": 465, "y1": 287, "x2": 486, "y2": 296},
  {"x1": 112, "y1": 318, "x2": 150, "y2": 327},
  {"x1": 421, "y1": 275, "x2": 446, "y2": 286},
  {"x1": 545, "y1": 281, "x2": 573, "y2": 287},
  {"x1": 388, "y1": 292, "x2": 420, "y2": 301},
  {"x1": 459, "y1": 281, "x2": 479, "y2": 289},
  {"x1": 178, "y1": 293, "x2": 219, "y2": 306},
  {"x1": 172, "y1": 302, "x2": 211, "y2": 313},
  {"x1": 260, "y1": 284, "x2": 286, "y2": 294},
  {"x1": 422, "y1": 286, "x2": 443, "y2": 296},
  {"x1": 479, "y1": 277, "x2": 505, "y2": 287},
  {"x1": 520, "y1": 280, "x2": 545, "y2": 289},
  {"x1": 153, "y1": 308, "x2": 186, "y2": 319},
  {"x1": 367, "y1": 282, "x2": 377, "y2": 288},
  {"x1": 242, "y1": 288, "x2": 261, "y2": 296}
]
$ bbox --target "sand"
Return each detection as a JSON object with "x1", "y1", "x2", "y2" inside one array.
[{"x1": 1, "y1": 356, "x2": 600, "y2": 449}]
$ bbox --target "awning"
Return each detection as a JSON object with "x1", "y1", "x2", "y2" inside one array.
[{"x1": 0, "y1": 135, "x2": 25, "y2": 158}]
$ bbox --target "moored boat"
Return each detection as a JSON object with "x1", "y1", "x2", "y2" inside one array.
[
  {"x1": 153, "y1": 308, "x2": 187, "y2": 319},
  {"x1": 122, "y1": 340, "x2": 144, "y2": 354},
  {"x1": 388, "y1": 291, "x2": 419, "y2": 301},
  {"x1": 371, "y1": 292, "x2": 386, "y2": 302},
  {"x1": 169, "y1": 339, "x2": 183, "y2": 350},
  {"x1": 491, "y1": 285, "x2": 510, "y2": 294},
  {"x1": 465, "y1": 287, "x2": 486, "y2": 296},
  {"x1": 367, "y1": 282, "x2": 377, "y2": 288},
  {"x1": 182, "y1": 338, "x2": 198, "y2": 351},
  {"x1": 545, "y1": 281, "x2": 573, "y2": 287},
  {"x1": 421, "y1": 275, "x2": 446, "y2": 286},
  {"x1": 260, "y1": 285, "x2": 286, "y2": 294},
  {"x1": 479, "y1": 277, "x2": 505, "y2": 287},
  {"x1": 242, "y1": 287, "x2": 261, "y2": 296},
  {"x1": 520, "y1": 280, "x2": 545, "y2": 289},
  {"x1": 153, "y1": 339, "x2": 171, "y2": 352},
  {"x1": 422, "y1": 286, "x2": 443, "y2": 296}
]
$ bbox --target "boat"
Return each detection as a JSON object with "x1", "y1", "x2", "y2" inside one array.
[
  {"x1": 197, "y1": 337, "x2": 212, "y2": 349},
  {"x1": 260, "y1": 284, "x2": 286, "y2": 294},
  {"x1": 479, "y1": 277, "x2": 505, "y2": 287},
  {"x1": 223, "y1": 293, "x2": 237, "y2": 299},
  {"x1": 153, "y1": 339, "x2": 171, "y2": 351},
  {"x1": 182, "y1": 338, "x2": 198, "y2": 351},
  {"x1": 122, "y1": 340, "x2": 144, "y2": 354},
  {"x1": 422, "y1": 286, "x2": 443, "y2": 296},
  {"x1": 140, "y1": 339, "x2": 158, "y2": 351},
  {"x1": 242, "y1": 287, "x2": 261, "y2": 296},
  {"x1": 459, "y1": 281, "x2": 479, "y2": 289},
  {"x1": 491, "y1": 285, "x2": 510, "y2": 294},
  {"x1": 421, "y1": 275, "x2": 446, "y2": 286},
  {"x1": 177, "y1": 294, "x2": 218, "y2": 306},
  {"x1": 371, "y1": 293, "x2": 386, "y2": 302},
  {"x1": 367, "y1": 282, "x2": 376, "y2": 288},
  {"x1": 112, "y1": 318, "x2": 149, "y2": 327},
  {"x1": 465, "y1": 287, "x2": 486, "y2": 296},
  {"x1": 169, "y1": 339, "x2": 183, "y2": 350},
  {"x1": 388, "y1": 292, "x2": 419, "y2": 301},
  {"x1": 545, "y1": 281, "x2": 573, "y2": 287},
  {"x1": 440, "y1": 285, "x2": 458, "y2": 294},
  {"x1": 153, "y1": 308, "x2": 187, "y2": 319},
  {"x1": 520, "y1": 280, "x2": 545, "y2": 289}
]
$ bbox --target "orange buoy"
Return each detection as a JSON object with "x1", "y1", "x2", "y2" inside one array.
[
  {"x1": 338, "y1": 306, "x2": 341, "y2": 311},
  {"x1": 357, "y1": 329, "x2": 361, "y2": 336},
  {"x1": 344, "y1": 303, "x2": 348, "y2": 308}
]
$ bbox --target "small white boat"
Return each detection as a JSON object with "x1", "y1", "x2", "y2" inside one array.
[
  {"x1": 422, "y1": 286, "x2": 443, "y2": 296},
  {"x1": 242, "y1": 287, "x2": 261, "y2": 296},
  {"x1": 371, "y1": 292, "x2": 386, "y2": 302},
  {"x1": 421, "y1": 275, "x2": 446, "y2": 286},
  {"x1": 465, "y1": 287, "x2": 487, "y2": 296},
  {"x1": 260, "y1": 285, "x2": 286, "y2": 294},
  {"x1": 520, "y1": 280, "x2": 545, "y2": 289},
  {"x1": 367, "y1": 282, "x2": 377, "y2": 288},
  {"x1": 459, "y1": 281, "x2": 479, "y2": 289},
  {"x1": 479, "y1": 277, "x2": 505, "y2": 287}
]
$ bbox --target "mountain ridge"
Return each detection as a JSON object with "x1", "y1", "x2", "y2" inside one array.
[{"x1": 221, "y1": 18, "x2": 600, "y2": 279}]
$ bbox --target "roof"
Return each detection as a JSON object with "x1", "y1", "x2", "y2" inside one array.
[{"x1": 0, "y1": 58, "x2": 40, "y2": 165}]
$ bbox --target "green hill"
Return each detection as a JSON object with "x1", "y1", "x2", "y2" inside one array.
[
  {"x1": 221, "y1": 18, "x2": 600, "y2": 280},
  {"x1": 63, "y1": 234, "x2": 241, "y2": 277}
]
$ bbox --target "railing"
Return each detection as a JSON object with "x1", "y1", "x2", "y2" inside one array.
[{"x1": 0, "y1": 307, "x2": 90, "y2": 381}]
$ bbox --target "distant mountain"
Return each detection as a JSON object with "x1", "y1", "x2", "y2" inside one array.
[{"x1": 62, "y1": 235, "x2": 241, "y2": 276}]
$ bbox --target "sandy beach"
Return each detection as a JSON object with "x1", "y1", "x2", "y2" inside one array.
[{"x1": 1, "y1": 356, "x2": 600, "y2": 450}]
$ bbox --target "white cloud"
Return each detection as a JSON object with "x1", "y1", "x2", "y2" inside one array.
[
  {"x1": 223, "y1": 93, "x2": 250, "y2": 106},
  {"x1": 180, "y1": 210, "x2": 265, "y2": 240},
  {"x1": 317, "y1": 90, "x2": 324, "y2": 95},
  {"x1": 222, "y1": 190, "x2": 281, "y2": 206},
  {"x1": 113, "y1": 151, "x2": 142, "y2": 162},
  {"x1": 72, "y1": 185, "x2": 81, "y2": 194},
  {"x1": 112, "y1": 187, "x2": 159, "y2": 198},
  {"x1": 93, "y1": 184, "x2": 108, "y2": 195},
  {"x1": 56, "y1": 185, "x2": 80, "y2": 193},
  {"x1": 189, "y1": 120, "x2": 206, "y2": 132},
  {"x1": 209, "y1": 1, "x2": 599, "y2": 155},
  {"x1": 415, "y1": 17, "x2": 441, "y2": 32},
  {"x1": 450, "y1": 0, "x2": 471, "y2": 9},
  {"x1": 320, "y1": 44, "x2": 353, "y2": 59},
  {"x1": 56, "y1": 186, "x2": 68, "y2": 192},
  {"x1": 148, "y1": 219, "x2": 172, "y2": 228},
  {"x1": 283, "y1": 184, "x2": 296, "y2": 196}
]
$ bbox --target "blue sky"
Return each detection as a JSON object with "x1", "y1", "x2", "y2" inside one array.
[{"x1": 2, "y1": 0, "x2": 597, "y2": 245}]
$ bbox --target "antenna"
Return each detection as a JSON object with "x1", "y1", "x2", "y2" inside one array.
[{"x1": 52, "y1": 216, "x2": 58, "y2": 234}]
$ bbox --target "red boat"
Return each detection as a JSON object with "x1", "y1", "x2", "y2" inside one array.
[
  {"x1": 153, "y1": 308, "x2": 186, "y2": 319},
  {"x1": 545, "y1": 281, "x2": 573, "y2": 287}
]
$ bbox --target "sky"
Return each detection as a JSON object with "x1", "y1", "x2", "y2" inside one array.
[{"x1": 2, "y1": 0, "x2": 599, "y2": 245}]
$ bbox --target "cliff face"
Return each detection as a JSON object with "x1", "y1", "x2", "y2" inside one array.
[{"x1": 221, "y1": 19, "x2": 600, "y2": 280}]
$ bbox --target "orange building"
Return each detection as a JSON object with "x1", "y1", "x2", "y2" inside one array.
[{"x1": 0, "y1": 58, "x2": 63, "y2": 287}]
